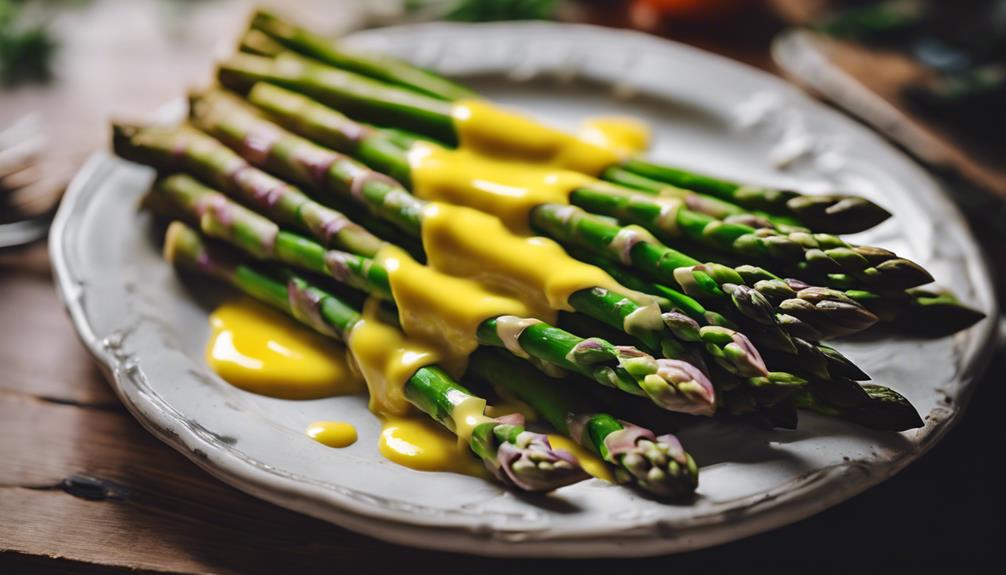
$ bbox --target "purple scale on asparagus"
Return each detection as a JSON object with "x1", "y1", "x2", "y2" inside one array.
[
  {"x1": 730, "y1": 331, "x2": 766, "y2": 373},
  {"x1": 287, "y1": 279, "x2": 340, "y2": 337},
  {"x1": 323, "y1": 251, "x2": 353, "y2": 283},
  {"x1": 493, "y1": 431, "x2": 581, "y2": 492},
  {"x1": 293, "y1": 145, "x2": 340, "y2": 184},
  {"x1": 349, "y1": 171, "x2": 400, "y2": 201},
  {"x1": 602, "y1": 422, "x2": 655, "y2": 458},
  {"x1": 320, "y1": 214, "x2": 350, "y2": 243},
  {"x1": 241, "y1": 130, "x2": 281, "y2": 166}
]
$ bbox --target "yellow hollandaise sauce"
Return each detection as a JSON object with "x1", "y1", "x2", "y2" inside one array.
[
  {"x1": 205, "y1": 299, "x2": 364, "y2": 400},
  {"x1": 421, "y1": 202, "x2": 630, "y2": 314},
  {"x1": 578, "y1": 116, "x2": 651, "y2": 156},
  {"x1": 546, "y1": 435, "x2": 614, "y2": 483},
  {"x1": 306, "y1": 421, "x2": 358, "y2": 448},
  {"x1": 378, "y1": 243, "x2": 535, "y2": 357},
  {"x1": 452, "y1": 99, "x2": 647, "y2": 175},
  {"x1": 409, "y1": 105, "x2": 650, "y2": 237},
  {"x1": 345, "y1": 298, "x2": 441, "y2": 418},
  {"x1": 379, "y1": 417, "x2": 487, "y2": 477},
  {"x1": 408, "y1": 142, "x2": 594, "y2": 234}
]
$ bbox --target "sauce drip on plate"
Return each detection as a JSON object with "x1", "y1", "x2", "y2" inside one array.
[
  {"x1": 206, "y1": 299, "x2": 363, "y2": 400},
  {"x1": 306, "y1": 421, "x2": 358, "y2": 448}
]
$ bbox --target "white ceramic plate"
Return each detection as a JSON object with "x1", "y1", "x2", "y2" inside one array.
[{"x1": 51, "y1": 22, "x2": 997, "y2": 557}]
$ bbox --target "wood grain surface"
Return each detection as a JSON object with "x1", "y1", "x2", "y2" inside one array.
[{"x1": 1, "y1": 1, "x2": 1003, "y2": 572}]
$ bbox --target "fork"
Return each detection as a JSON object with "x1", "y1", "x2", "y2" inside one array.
[{"x1": 0, "y1": 115, "x2": 62, "y2": 248}]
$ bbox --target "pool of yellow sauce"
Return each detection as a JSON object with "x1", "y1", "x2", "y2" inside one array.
[
  {"x1": 379, "y1": 417, "x2": 487, "y2": 477},
  {"x1": 306, "y1": 421, "x2": 358, "y2": 448},
  {"x1": 546, "y1": 435, "x2": 614, "y2": 483},
  {"x1": 205, "y1": 299, "x2": 363, "y2": 400}
]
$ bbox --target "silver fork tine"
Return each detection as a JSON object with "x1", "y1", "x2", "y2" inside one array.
[
  {"x1": 0, "y1": 132, "x2": 44, "y2": 181},
  {"x1": 0, "y1": 115, "x2": 57, "y2": 248}
]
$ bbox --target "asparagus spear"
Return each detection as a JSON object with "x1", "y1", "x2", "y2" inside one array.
[
  {"x1": 581, "y1": 252, "x2": 870, "y2": 382},
  {"x1": 614, "y1": 159, "x2": 892, "y2": 234},
  {"x1": 531, "y1": 204, "x2": 880, "y2": 339},
  {"x1": 556, "y1": 268, "x2": 921, "y2": 431},
  {"x1": 601, "y1": 166, "x2": 800, "y2": 229},
  {"x1": 568, "y1": 183, "x2": 933, "y2": 291},
  {"x1": 163, "y1": 221, "x2": 589, "y2": 491},
  {"x1": 468, "y1": 347, "x2": 699, "y2": 498},
  {"x1": 194, "y1": 87, "x2": 878, "y2": 342},
  {"x1": 248, "y1": 10, "x2": 476, "y2": 102},
  {"x1": 218, "y1": 52, "x2": 458, "y2": 145},
  {"x1": 220, "y1": 28, "x2": 889, "y2": 233},
  {"x1": 795, "y1": 383, "x2": 923, "y2": 431},
  {"x1": 150, "y1": 173, "x2": 719, "y2": 415},
  {"x1": 112, "y1": 123, "x2": 386, "y2": 258}
]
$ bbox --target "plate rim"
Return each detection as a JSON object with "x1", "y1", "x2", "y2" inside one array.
[{"x1": 50, "y1": 20, "x2": 999, "y2": 557}]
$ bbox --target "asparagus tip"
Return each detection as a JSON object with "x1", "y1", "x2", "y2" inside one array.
[
  {"x1": 848, "y1": 385, "x2": 925, "y2": 431},
  {"x1": 895, "y1": 290, "x2": 987, "y2": 337},
  {"x1": 479, "y1": 422, "x2": 589, "y2": 492},
  {"x1": 614, "y1": 431, "x2": 698, "y2": 498},
  {"x1": 786, "y1": 194, "x2": 891, "y2": 234},
  {"x1": 163, "y1": 220, "x2": 196, "y2": 265},
  {"x1": 650, "y1": 358, "x2": 717, "y2": 416}
]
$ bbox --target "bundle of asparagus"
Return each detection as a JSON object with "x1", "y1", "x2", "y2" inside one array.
[{"x1": 110, "y1": 10, "x2": 985, "y2": 497}]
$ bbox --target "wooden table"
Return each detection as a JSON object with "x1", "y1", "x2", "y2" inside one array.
[{"x1": 2, "y1": 1, "x2": 1002, "y2": 572}]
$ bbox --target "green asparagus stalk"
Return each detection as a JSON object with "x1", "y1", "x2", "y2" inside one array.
[
  {"x1": 614, "y1": 159, "x2": 892, "y2": 234},
  {"x1": 182, "y1": 90, "x2": 793, "y2": 381},
  {"x1": 163, "y1": 221, "x2": 589, "y2": 491},
  {"x1": 218, "y1": 51, "x2": 458, "y2": 145},
  {"x1": 219, "y1": 30, "x2": 889, "y2": 234},
  {"x1": 882, "y1": 287, "x2": 988, "y2": 338},
  {"x1": 248, "y1": 10, "x2": 476, "y2": 102},
  {"x1": 152, "y1": 172, "x2": 718, "y2": 416},
  {"x1": 601, "y1": 166, "x2": 801, "y2": 229},
  {"x1": 112, "y1": 123, "x2": 386, "y2": 258},
  {"x1": 239, "y1": 27, "x2": 286, "y2": 58},
  {"x1": 794, "y1": 383, "x2": 923, "y2": 431},
  {"x1": 567, "y1": 183, "x2": 933, "y2": 291},
  {"x1": 555, "y1": 309, "x2": 808, "y2": 424},
  {"x1": 531, "y1": 204, "x2": 880, "y2": 339},
  {"x1": 468, "y1": 347, "x2": 699, "y2": 497},
  {"x1": 580, "y1": 251, "x2": 870, "y2": 382},
  {"x1": 728, "y1": 263, "x2": 985, "y2": 335}
]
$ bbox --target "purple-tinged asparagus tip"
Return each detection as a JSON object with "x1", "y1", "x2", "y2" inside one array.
[
  {"x1": 650, "y1": 359, "x2": 717, "y2": 416},
  {"x1": 780, "y1": 287, "x2": 879, "y2": 337},
  {"x1": 491, "y1": 426, "x2": 589, "y2": 492},
  {"x1": 605, "y1": 423, "x2": 698, "y2": 498}
]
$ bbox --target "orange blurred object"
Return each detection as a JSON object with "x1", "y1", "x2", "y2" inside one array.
[{"x1": 631, "y1": 0, "x2": 753, "y2": 23}]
